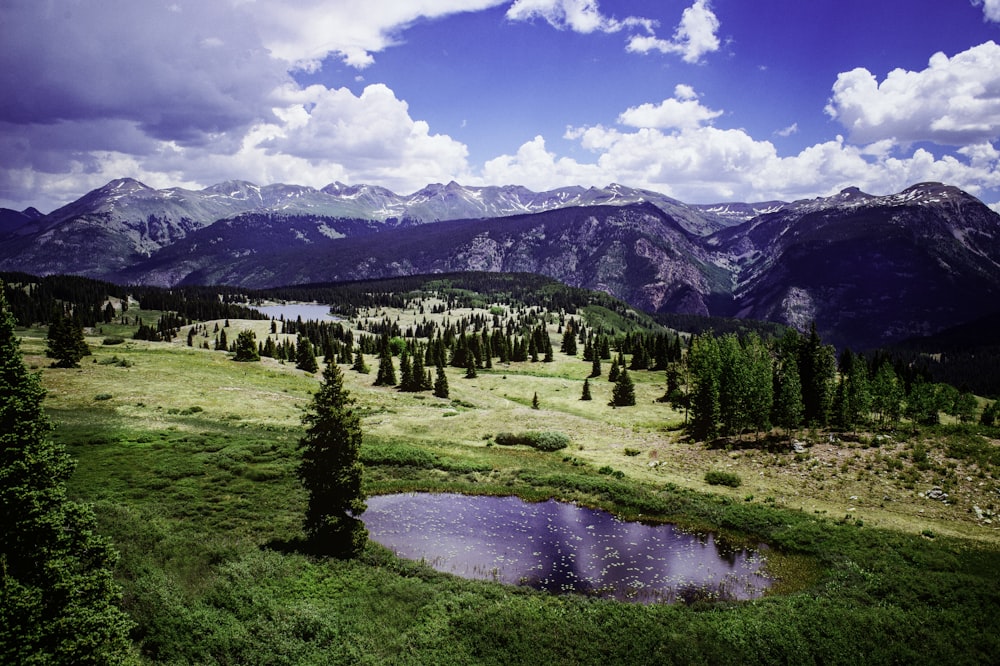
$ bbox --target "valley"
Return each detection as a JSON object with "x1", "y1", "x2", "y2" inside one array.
[{"x1": 5, "y1": 272, "x2": 1000, "y2": 663}]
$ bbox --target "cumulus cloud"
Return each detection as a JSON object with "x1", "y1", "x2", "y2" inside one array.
[
  {"x1": 617, "y1": 85, "x2": 723, "y2": 130},
  {"x1": 825, "y1": 41, "x2": 1000, "y2": 146},
  {"x1": 626, "y1": 0, "x2": 720, "y2": 64},
  {"x1": 255, "y1": 0, "x2": 505, "y2": 69},
  {"x1": 505, "y1": 0, "x2": 644, "y2": 34},
  {"x1": 972, "y1": 0, "x2": 1000, "y2": 22},
  {"x1": 481, "y1": 120, "x2": 1000, "y2": 204}
]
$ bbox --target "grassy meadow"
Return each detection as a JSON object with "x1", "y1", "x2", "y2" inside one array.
[{"x1": 16, "y1": 300, "x2": 1000, "y2": 664}]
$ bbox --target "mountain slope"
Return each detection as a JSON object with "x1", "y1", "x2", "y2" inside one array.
[
  {"x1": 124, "y1": 203, "x2": 725, "y2": 315},
  {"x1": 709, "y1": 183, "x2": 1000, "y2": 347}
]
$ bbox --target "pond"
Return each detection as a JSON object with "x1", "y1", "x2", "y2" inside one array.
[
  {"x1": 363, "y1": 493, "x2": 770, "y2": 604},
  {"x1": 250, "y1": 302, "x2": 339, "y2": 322}
]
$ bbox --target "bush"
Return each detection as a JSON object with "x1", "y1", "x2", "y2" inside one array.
[
  {"x1": 705, "y1": 470, "x2": 742, "y2": 487},
  {"x1": 94, "y1": 393, "x2": 113, "y2": 401},
  {"x1": 102, "y1": 336, "x2": 126, "y2": 345},
  {"x1": 494, "y1": 431, "x2": 570, "y2": 452}
]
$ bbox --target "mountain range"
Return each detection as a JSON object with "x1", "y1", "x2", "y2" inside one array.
[{"x1": 2, "y1": 178, "x2": 998, "y2": 350}]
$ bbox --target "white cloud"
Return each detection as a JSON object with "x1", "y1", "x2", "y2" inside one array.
[
  {"x1": 617, "y1": 85, "x2": 723, "y2": 130},
  {"x1": 825, "y1": 41, "x2": 1000, "y2": 146},
  {"x1": 626, "y1": 0, "x2": 720, "y2": 64},
  {"x1": 256, "y1": 0, "x2": 507, "y2": 69},
  {"x1": 481, "y1": 121, "x2": 1000, "y2": 205},
  {"x1": 506, "y1": 0, "x2": 628, "y2": 33},
  {"x1": 972, "y1": 0, "x2": 1000, "y2": 22},
  {"x1": 775, "y1": 123, "x2": 799, "y2": 138}
]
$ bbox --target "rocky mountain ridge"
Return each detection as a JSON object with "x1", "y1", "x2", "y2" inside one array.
[{"x1": 2, "y1": 179, "x2": 998, "y2": 350}]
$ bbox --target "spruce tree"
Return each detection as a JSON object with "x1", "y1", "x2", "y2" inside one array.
[
  {"x1": 581, "y1": 378, "x2": 592, "y2": 401},
  {"x1": 233, "y1": 329, "x2": 260, "y2": 362},
  {"x1": 608, "y1": 358, "x2": 620, "y2": 382},
  {"x1": 611, "y1": 369, "x2": 637, "y2": 407},
  {"x1": 374, "y1": 349, "x2": 396, "y2": 386},
  {"x1": 46, "y1": 312, "x2": 89, "y2": 368},
  {"x1": 398, "y1": 351, "x2": 414, "y2": 391},
  {"x1": 687, "y1": 333, "x2": 721, "y2": 441},
  {"x1": 433, "y1": 364, "x2": 450, "y2": 399},
  {"x1": 352, "y1": 349, "x2": 369, "y2": 374},
  {"x1": 296, "y1": 335, "x2": 319, "y2": 373},
  {"x1": 532, "y1": 392, "x2": 540, "y2": 409},
  {"x1": 0, "y1": 286, "x2": 132, "y2": 663},
  {"x1": 297, "y1": 362, "x2": 367, "y2": 557}
]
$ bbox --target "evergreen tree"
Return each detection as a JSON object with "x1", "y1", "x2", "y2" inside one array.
[
  {"x1": 561, "y1": 327, "x2": 577, "y2": 356},
  {"x1": 374, "y1": 349, "x2": 396, "y2": 386},
  {"x1": 465, "y1": 354, "x2": 478, "y2": 379},
  {"x1": 608, "y1": 358, "x2": 620, "y2": 383},
  {"x1": 799, "y1": 324, "x2": 836, "y2": 426},
  {"x1": 352, "y1": 349, "x2": 370, "y2": 374},
  {"x1": 590, "y1": 354, "x2": 602, "y2": 378},
  {"x1": 233, "y1": 329, "x2": 260, "y2": 362},
  {"x1": 532, "y1": 392, "x2": 540, "y2": 409},
  {"x1": 0, "y1": 286, "x2": 133, "y2": 663},
  {"x1": 581, "y1": 377, "x2": 592, "y2": 401},
  {"x1": 46, "y1": 312, "x2": 89, "y2": 368},
  {"x1": 215, "y1": 328, "x2": 228, "y2": 351},
  {"x1": 296, "y1": 335, "x2": 319, "y2": 373},
  {"x1": 297, "y1": 362, "x2": 367, "y2": 557},
  {"x1": 611, "y1": 369, "x2": 637, "y2": 407},
  {"x1": 398, "y1": 351, "x2": 414, "y2": 391},
  {"x1": 433, "y1": 364, "x2": 450, "y2": 399}
]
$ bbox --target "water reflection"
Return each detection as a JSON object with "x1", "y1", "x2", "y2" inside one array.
[{"x1": 364, "y1": 493, "x2": 770, "y2": 603}]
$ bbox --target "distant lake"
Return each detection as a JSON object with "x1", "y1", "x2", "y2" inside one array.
[
  {"x1": 251, "y1": 303, "x2": 339, "y2": 322},
  {"x1": 364, "y1": 493, "x2": 770, "y2": 604}
]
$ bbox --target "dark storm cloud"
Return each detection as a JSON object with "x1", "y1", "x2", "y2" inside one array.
[{"x1": 0, "y1": 1, "x2": 288, "y2": 145}]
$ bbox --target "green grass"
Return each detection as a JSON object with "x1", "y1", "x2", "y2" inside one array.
[{"x1": 18, "y1": 321, "x2": 1000, "y2": 664}]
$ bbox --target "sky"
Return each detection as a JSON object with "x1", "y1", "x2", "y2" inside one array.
[{"x1": 2, "y1": 0, "x2": 1000, "y2": 213}]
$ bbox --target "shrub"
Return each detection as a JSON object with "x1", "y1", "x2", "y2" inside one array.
[
  {"x1": 623, "y1": 447, "x2": 641, "y2": 456},
  {"x1": 705, "y1": 470, "x2": 742, "y2": 487},
  {"x1": 94, "y1": 393, "x2": 113, "y2": 401},
  {"x1": 102, "y1": 336, "x2": 126, "y2": 345},
  {"x1": 494, "y1": 431, "x2": 570, "y2": 452}
]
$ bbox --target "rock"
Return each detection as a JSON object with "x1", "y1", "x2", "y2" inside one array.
[
  {"x1": 924, "y1": 486, "x2": 949, "y2": 501},
  {"x1": 791, "y1": 440, "x2": 807, "y2": 454}
]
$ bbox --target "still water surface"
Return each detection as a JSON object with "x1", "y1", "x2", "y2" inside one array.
[
  {"x1": 364, "y1": 493, "x2": 770, "y2": 603},
  {"x1": 250, "y1": 303, "x2": 339, "y2": 322}
]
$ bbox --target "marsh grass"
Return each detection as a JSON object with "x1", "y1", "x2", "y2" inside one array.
[{"x1": 21, "y1": 320, "x2": 1000, "y2": 664}]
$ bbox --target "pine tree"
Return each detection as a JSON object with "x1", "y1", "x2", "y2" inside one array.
[
  {"x1": 374, "y1": 348, "x2": 396, "y2": 386},
  {"x1": 608, "y1": 358, "x2": 620, "y2": 383},
  {"x1": 352, "y1": 348, "x2": 369, "y2": 374},
  {"x1": 581, "y1": 377, "x2": 592, "y2": 401},
  {"x1": 233, "y1": 329, "x2": 260, "y2": 362},
  {"x1": 532, "y1": 392, "x2": 540, "y2": 409},
  {"x1": 296, "y1": 335, "x2": 319, "y2": 373},
  {"x1": 297, "y1": 362, "x2": 367, "y2": 557},
  {"x1": 561, "y1": 327, "x2": 577, "y2": 356},
  {"x1": 611, "y1": 369, "x2": 637, "y2": 407},
  {"x1": 590, "y1": 354, "x2": 602, "y2": 378},
  {"x1": 398, "y1": 351, "x2": 414, "y2": 391},
  {"x1": 465, "y1": 354, "x2": 478, "y2": 379},
  {"x1": 433, "y1": 364, "x2": 450, "y2": 399},
  {"x1": 46, "y1": 312, "x2": 89, "y2": 368},
  {"x1": 0, "y1": 285, "x2": 133, "y2": 663}
]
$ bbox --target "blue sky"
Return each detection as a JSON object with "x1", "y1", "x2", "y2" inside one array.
[{"x1": 2, "y1": 0, "x2": 999, "y2": 212}]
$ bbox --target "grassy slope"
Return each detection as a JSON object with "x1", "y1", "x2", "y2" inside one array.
[{"x1": 18, "y1": 306, "x2": 1000, "y2": 665}]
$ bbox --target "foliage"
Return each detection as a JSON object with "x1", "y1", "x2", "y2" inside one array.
[
  {"x1": 46, "y1": 311, "x2": 90, "y2": 368},
  {"x1": 232, "y1": 329, "x2": 260, "y2": 362},
  {"x1": 610, "y1": 368, "x2": 636, "y2": 406},
  {"x1": 704, "y1": 470, "x2": 743, "y2": 487},
  {"x1": 494, "y1": 431, "x2": 570, "y2": 452},
  {"x1": 0, "y1": 285, "x2": 133, "y2": 664},
  {"x1": 297, "y1": 362, "x2": 367, "y2": 557}
]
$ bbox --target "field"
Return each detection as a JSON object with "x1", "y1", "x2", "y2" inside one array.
[{"x1": 17, "y1": 301, "x2": 1000, "y2": 664}]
